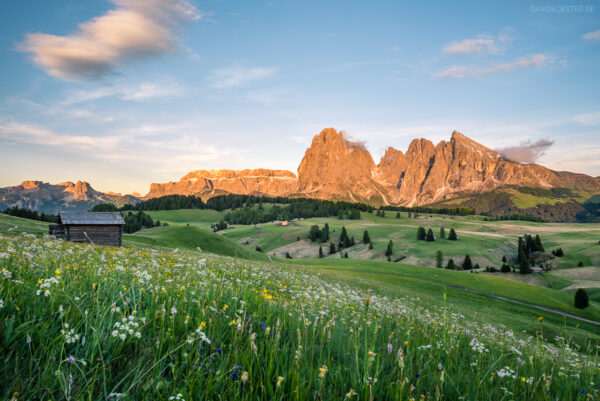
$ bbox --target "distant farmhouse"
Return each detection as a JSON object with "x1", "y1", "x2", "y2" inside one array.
[{"x1": 49, "y1": 212, "x2": 125, "y2": 247}]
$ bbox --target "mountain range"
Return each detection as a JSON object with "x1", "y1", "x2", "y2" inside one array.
[{"x1": 2, "y1": 128, "x2": 599, "y2": 218}]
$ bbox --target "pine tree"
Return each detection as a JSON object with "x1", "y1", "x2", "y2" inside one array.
[
  {"x1": 340, "y1": 226, "x2": 350, "y2": 248},
  {"x1": 344, "y1": 252, "x2": 349, "y2": 259},
  {"x1": 426, "y1": 228, "x2": 435, "y2": 242},
  {"x1": 285, "y1": 252, "x2": 292, "y2": 259},
  {"x1": 446, "y1": 258, "x2": 456, "y2": 270},
  {"x1": 436, "y1": 250, "x2": 443, "y2": 268},
  {"x1": 255, "y1": 245, "x2": 262, "y2": 252},
  {"x1": 322, "y1": 223, "x2": 330, "y2": 242},
  {"x1": 329, "y1": 243, "x2": 336, "y2": 254},
  {"x1": 448, "y1": 228, "x2": 458, "y2": 241},
  {"x1": 319, "y1": 246, "x2": 324, "y2": 258},
  {"x1": 440, "y1": 227, "x2": 446, "y2": 239},
  {"x1": 396, "y1": 212, "x2": 401, "y2": 218},
  {"x1": 368, "y1": 242, "x2": 374, "y2": 250},
  {"x1": 363, "y1": 230, "x2": 371, "y2": 244},
  {"x1": 417, "y1": 227, "x2": 426, "y2": 240},
  {"x1": 574, "y1": 288, "x2": 589, "y2": 309},
  {"x1": 462, "y1": 254, "x2": 473, "y2": 270},
  {"x1": 309, "y1": 225, "x2": 320, "y2": 242},
  {"x1": 385, "y1": 240, "x2": 393, "y2": 258},
  {"x1": 535, "y1": 234, "x2": 544, "y2": 252},
  {"x1": 519, "y1": 256, "x2": 530, "y2": 274},
  {"x1": 381, "y1": 210, "x2": 386, "y2": 217}
]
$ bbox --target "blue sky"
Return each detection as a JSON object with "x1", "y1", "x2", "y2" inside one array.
[{"x1": 0, "y1": 0, "x2": 599, "y2": 195}]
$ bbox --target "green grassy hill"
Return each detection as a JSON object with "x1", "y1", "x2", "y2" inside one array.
[{"x1": 124, "y1": 224, "x2": 271, "y2": 262}]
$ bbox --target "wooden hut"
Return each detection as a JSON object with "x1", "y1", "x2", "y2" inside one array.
[{"x1": 49, "y1": 212, "x2": 125, "y2": 246}]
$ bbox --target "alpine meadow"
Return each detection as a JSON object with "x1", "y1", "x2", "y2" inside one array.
[{"x1": 1, "y1": 1, "x2": 600, "y2": 400}]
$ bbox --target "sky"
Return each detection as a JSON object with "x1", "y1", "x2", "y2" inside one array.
[{"x1": 0, "y1": 0, "x2": 599, "y2": 195}]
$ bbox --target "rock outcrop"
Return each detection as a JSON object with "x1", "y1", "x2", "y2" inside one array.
[
  {"x1": 144, "y1": 128, "x2": 600, "y2": 205},
  {"x1": 146, "y1": 169, "x2": 298, "y2": 199},
  {"x1": 3, "y1": 128, "x2": 598, "y2": 213}
]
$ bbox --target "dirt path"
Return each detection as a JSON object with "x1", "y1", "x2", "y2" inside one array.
[{"x1": 443, "y1": 283, "x2": 600, "y2": 326}]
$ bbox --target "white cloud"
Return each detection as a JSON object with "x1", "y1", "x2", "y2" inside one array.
[
  {"x1": 443, "y1": 29, "x2": 512, "y2": 55},
  {"x1": 0, "y1": 121, "x2": 240, "y2": 177},
  {"x1": 582, "y1": 30, "x2": 600, "y2": 41},
  {"x1": 208, "y1": 66, "x2": 276, "y2": 88},
  {"x1": 573, "y1": 111, "x2": 600, "y2": 126},
  {"x1": 19, "y1": 0, "x2": 201, "y2": 80},
  {"x1": 63, "y1": 80, "x2": 185, "y2": 104},
  {"x1": 435, "y1": 54, "x2": 555, "y2": 79}
]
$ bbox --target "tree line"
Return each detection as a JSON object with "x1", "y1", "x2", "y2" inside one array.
[{"x1": 2, "y1": 206, "x2": 58, "y2": 223}]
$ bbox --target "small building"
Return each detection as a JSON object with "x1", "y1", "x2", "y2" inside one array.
[
  {"x1": 531, "y1": 266, "x2": 544, "y2": 274},
  {"x1": 49, "y1": 212, "x2": 125, "y2": 247}
]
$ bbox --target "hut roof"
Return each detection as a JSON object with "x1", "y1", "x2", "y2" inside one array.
[{"x1": 59, "y1": 212, "x2": 125, "y2": 225}]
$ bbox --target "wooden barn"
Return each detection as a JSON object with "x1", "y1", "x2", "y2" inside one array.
[{"x1": 49, "y1": 212, "x2": 125, "y2": 247}]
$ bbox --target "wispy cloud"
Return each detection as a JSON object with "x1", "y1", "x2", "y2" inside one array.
[
  {"x1": 208, "y1": 66, "x2": 276, "y2": 88},
  {"x1": 435, "y1": 54, "x2": 555, "y2": 79},
  {"x1": 0, "y1": 121, "x2": 241, "y2": 176},
  {"x1": 582, "y1": 30, "x2": 600, "y2": 41},
  {"x1": 19, "y1": 0, "x2": 201, "y2": 81},
  {"x1": 443, "y1": 30, "x2": 512, "y2": 55},
  {"x1": 63, "y1": 80, "x2": 185, "y2": 104},
  {"x1": 573, "y1": 111, "x2": 600, "y2": 126}
]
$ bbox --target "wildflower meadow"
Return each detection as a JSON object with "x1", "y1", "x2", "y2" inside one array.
[{"x1": 0, "y1": 233, "x2": 598, "y2": 400}]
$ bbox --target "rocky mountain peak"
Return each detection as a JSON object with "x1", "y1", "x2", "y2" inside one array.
[{"x1": 19, "y1": 181, "x2": 43, "y2": 189}]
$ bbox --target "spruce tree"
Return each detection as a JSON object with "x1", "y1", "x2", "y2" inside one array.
[
  {"x1": 363, "y1": 230, "x2": 371, "y2": 244},
  {"x1": 385, "y1": 240, "x2": 393, "y2": 258},
  {"x1": 574, "y1": 288, "x2": 589, "y2": 309},
  {"x1": 436, "y1": 250, "x2": 443, "y2": 268},
  {"x1": 396, "y1": 212, "x2": 401, "y2": 218},
  {"x1": 446, "y1": 258, "x2": 456, "y2": 270},
  {"x1": 534, "y1": 234, "x2": 544, "y2": 252},
  {"x1": 462, "y1": 254, "x2": 473, "y2": 270},
  {"x1": 519, "y1": 256, "x2": 530, "y2": 274},
  {"x1": 368, "y1": 242, "x2": 374, "y2": 250},
  {"x1": 322, "y1": 223, "x2": 330, "y2": 242},
  {"x1": 319, "y1": 246, "x2": 324, "y2": 258},
  {"x1": 329, "y1": 243, "x2": 336, "y2": 254},
  {"x1": 426, "y1": 228, "x2": 435, "y2": 242},
  {"x1": 309, "y1": 225, "x2": 320, "y2": 242},
  {"x1": 344, "y1": 252, "x2": 349, "y2": 259},
  {"x1": 448, "y1": 228, "x2": 458, "y2": 241},
  {"x1": 417, "y1": 227, "x2": 426, "y2": 240},
  {"x1": 440, "y1": 227, "x2": 446, "y2": 239}
]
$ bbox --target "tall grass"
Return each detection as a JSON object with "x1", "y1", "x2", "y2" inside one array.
[{"x1": 0, "y1": 233, "x2": 598, "y2": 400}]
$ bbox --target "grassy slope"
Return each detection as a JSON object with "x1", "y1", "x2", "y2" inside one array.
[
  {"x1": 0, "y1": 213, "x2": 50, "y2": 235},
  {"x1": 124, "y1": 225, "x2": 271, "y2": 262},
  {"x1": 3, "y1": 212, "x2": 598, "y2": 344}
]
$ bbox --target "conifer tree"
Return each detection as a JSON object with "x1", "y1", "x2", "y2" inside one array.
[
  {"x1": 329, "y1": 242, "x2": 336, "y2": 254},
  {"x1": 446, "y1": 258, "x2": 456, "y2": 270},
  {"x1": 426, "y1": 228, "x2": 435, "y2": 242},
  {"x1": 396, "y1": 212, "x2": 401, "y2": 218},
  {"x1": 448, "y1": 228, "x2": 458, "y2": 241},
  {"x1": 462, "y1": 254, "x2": 473, "y2": 270},
  {"x1": 440, "y1": 227, "x2": 446, "y2": 239},
  {"x1": 417, "y1": 227, "x2": 426, "y2": 240},
  {"x1": 385, "y1": 240, "x2": 393, "y2": 258},
  {"x1": 575, "y1": 288, "x2": 589, "y2": 309},
  {"x1": 436, "y1": 250, "x2": 443, "y2": 268},
  {"x1": 321, "y1": 223, "x2": 330, "y2": 242},
  {"x1": 363, "y1": 230, "x2": 371, "y2": 244},
  {"x1": 319, "y1": 246, "x2": 324, "y2": 258}
]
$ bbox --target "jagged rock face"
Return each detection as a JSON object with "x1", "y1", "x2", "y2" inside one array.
[
  {"x1": 0, "y1": 181, "x2": 113, "y2": 214},
  {"x1": 146, "y1": 169, "x2": 298, "y2": 198},
  {"x1": 296, "y1": 128, "x2": 385, "y2": 202},
  {"x1": 145, "y1": 128, "x2": 600, "y2": 205}
]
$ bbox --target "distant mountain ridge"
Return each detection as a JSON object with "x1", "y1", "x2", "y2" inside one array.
[
  {"x1": 146, "y1": 128, "x2": 600, "y2": 205},
  {"x1": 0, "y1": 180, "x2": 138, "y2": 214},
  {"x1": 1, "y1": 128, "x2": 598, "y2": 215}
]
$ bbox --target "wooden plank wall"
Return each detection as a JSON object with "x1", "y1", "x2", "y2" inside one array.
[{"x1": 65, "y1": 225, "x2": 122, "y2": 247}]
